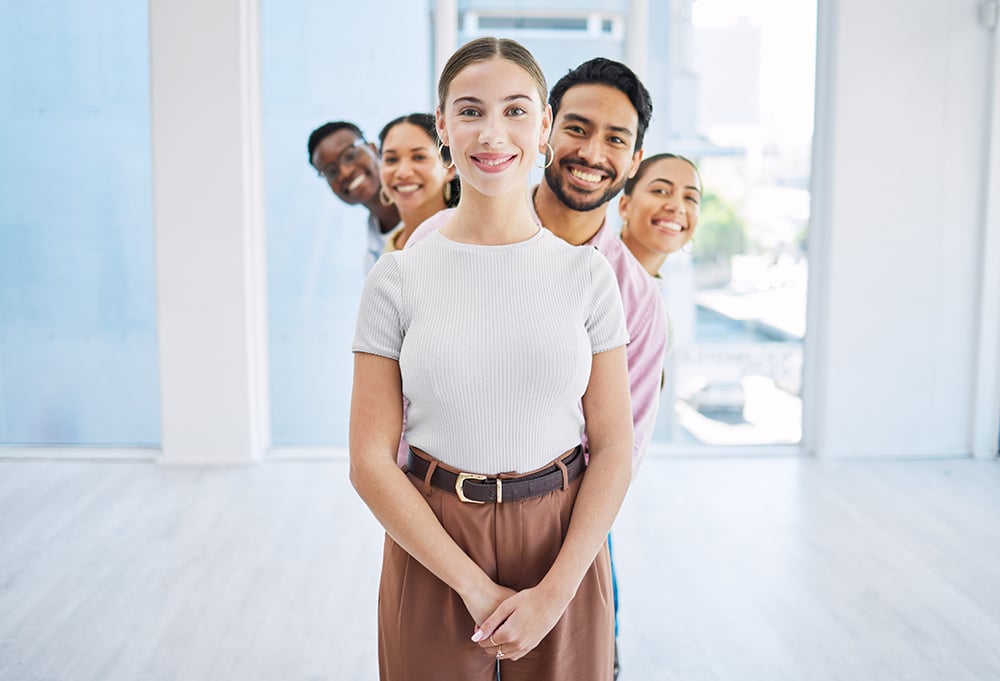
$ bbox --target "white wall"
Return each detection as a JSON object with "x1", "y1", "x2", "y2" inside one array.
[
  {"x1": 808, "y1": 0, "x2": 995, "y2": 457},
  {"x1": 151, "y1": 0, "x2": 270, "y2": 463}
]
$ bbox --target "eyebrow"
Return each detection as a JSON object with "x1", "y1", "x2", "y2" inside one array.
[
  {"x1": 383, "y1": 145, "x2": 434, "y2": 154},
  {"x1": 452, "y1": 94, "x2": 534, "y2": 106},
  {"x1": 318, "y1": 138, "x2": 365, "y2": 167},
  {"x1": 650, "y1": 177, "x2": 702, "y2": 194},
  {"x1": 562, "y1": 113, "x2": 634, "y2": 140}
]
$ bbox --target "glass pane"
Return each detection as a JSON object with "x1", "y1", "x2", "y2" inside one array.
[
  {"x1": 477, "y1": 16, "x2": 590, "y2": 32},
  {"x1": 0, "y1": 1, "x2": 159, "y2": 445},
  {"x1": 651, "y1": 0, "x2": 816, "y2": 446}
]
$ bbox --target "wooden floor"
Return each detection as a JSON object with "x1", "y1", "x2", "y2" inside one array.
[{"x1": 1, "y1": 454, "x2": 998, "y2": 681}]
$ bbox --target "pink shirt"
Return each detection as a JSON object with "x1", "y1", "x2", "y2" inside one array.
[{"x1": 406, "y1": 192, "x2": 668, "y2": 473}]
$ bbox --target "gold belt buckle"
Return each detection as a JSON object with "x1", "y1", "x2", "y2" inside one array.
[{"x1": 455, "y1": 472, "x2": 486, "y2": 503}]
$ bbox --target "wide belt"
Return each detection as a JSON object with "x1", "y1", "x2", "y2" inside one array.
[{"x1": 406, "y1": 445, "x2": 584, "y2": 504}]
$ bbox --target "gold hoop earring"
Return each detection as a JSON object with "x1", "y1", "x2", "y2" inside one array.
[
  {"x1": 535, "y1": 142, "x2": 554, "y2": 169},
  {"x1": 379, "y1": 187, "x2": 394, "y2": 206},
  {"x1": 437, "y1": 143, "x2": 455, "y2": 170}
]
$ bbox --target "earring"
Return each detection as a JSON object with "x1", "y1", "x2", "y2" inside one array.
[
  {"x1": 682, "y1": 239, "x2": 694, "y2": 255},
  {"x1": 535, "y1": 143, "x2": 555, "y2": 169},
  {"x1": 379, "y1": 187, "x2": 394, "y2": 206},
  {"x1": 437, "y1": 143, "x2": 455, "y2": 170},
  {"x1": 442, "y1": 181, "x2": 452, "y2": 205}
]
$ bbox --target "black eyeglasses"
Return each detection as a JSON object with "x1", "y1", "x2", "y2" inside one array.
[{"x1": 317, "y1": 138, "x2": 368, "y2": 181}]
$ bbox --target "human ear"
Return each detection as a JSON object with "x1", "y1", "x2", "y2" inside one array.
[
  {"x1": 618, "y1": 194, "x2": 630, "y2": 222},
  {"x1": 538, "y1": 103, "x2": 553, "y2": 150},
  {"x1": 435, "y1": 107, "x2": 449, "y2": 147},
  {"x1": 627, "y1": 149, "x2": 644, "y2": 179}
]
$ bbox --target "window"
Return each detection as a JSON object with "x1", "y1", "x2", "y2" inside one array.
[
  {"x1": 462, "y1": 11, "x2": 624, "y2": 40},
  {"x1": 650, "y1": 0, "x2": 817, "y2": 449}
]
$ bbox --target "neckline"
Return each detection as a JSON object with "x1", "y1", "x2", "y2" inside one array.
[{"x1": 432, "y1": 227, "x2": 546, "y2": 251}]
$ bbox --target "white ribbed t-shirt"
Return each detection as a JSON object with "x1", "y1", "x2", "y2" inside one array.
[{"x1": 353, "y1": 228, "x2": 629, "y2": 474}]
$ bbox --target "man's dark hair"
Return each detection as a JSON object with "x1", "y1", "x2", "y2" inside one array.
[
  {"x1": 307, "y1": 121, "x2": 365, "y2": 166},
  {"x1": 548, "y1": 58, "x2": 653, "y2": 151}
]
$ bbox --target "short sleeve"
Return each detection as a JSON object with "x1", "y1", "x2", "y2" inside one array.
[
  {"x1": 352, "y1": 253, "x2": 404, "y2": 359},
  {"x1": 586, "y1": 248, "x2": 630, "y2": 354}
]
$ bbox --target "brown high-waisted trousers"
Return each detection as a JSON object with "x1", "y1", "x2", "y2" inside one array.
[{"x1": 377, "y1": 450, "x2": 614, "y2": 681}]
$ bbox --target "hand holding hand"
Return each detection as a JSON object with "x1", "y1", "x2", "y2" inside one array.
[
  {"x1": 470, "y1": 583, "x2": 571, "y2": 661},
  {"x1": 461, "y1": 581, "x2": 517, "y2": 635}
]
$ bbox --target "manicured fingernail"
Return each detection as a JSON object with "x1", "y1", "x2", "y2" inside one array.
[{"x1": 471, "y1": 629, "x2": 484, "y2": 642}]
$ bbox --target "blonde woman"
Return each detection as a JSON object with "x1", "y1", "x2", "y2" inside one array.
[{"x1": 350, "y1": 37, "x2": 632, "y2": 680}]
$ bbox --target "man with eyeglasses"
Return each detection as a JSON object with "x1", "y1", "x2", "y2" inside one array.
[{"x1": 308, "y1": 122, "x2": 400, "y2": 272}]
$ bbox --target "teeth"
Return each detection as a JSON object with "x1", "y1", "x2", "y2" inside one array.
[
  {"x1": 479, "y1": 157, "x2": 510, "y2": 166},
  {"x1": 654, "y1": 220, "x2": 684, "y2": 232},
  {"x1": 395, "y1": 184, "x2": 420, "y2": 193},
  {"x1": 347, "y1": 175, "x2": 365, "y2": 191},
  {"x1": 570, "y1": 168, "x2": 602, "y2": 183}
]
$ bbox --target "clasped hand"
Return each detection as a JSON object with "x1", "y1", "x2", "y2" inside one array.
[{"x1": 465, "y1": 582, "x2": 570, "y2": 661}]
